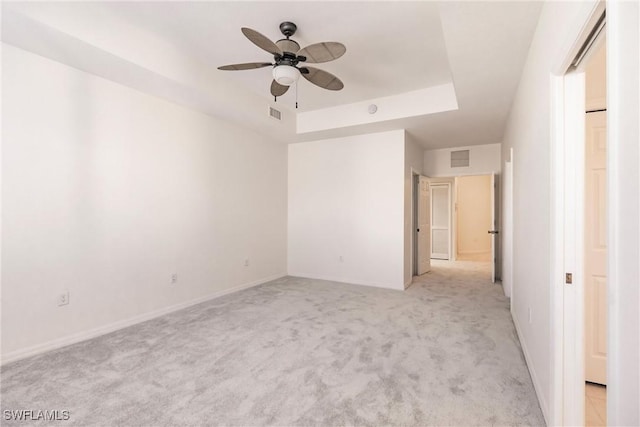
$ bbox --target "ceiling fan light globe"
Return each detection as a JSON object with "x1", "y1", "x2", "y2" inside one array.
[{"x1": 272, "y1": 65, "x2": 300, "y2": 87}]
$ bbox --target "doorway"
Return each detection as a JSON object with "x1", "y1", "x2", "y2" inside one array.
[
  {"x1": 455, "y1": 175, "x2": 493, "y2": 262},
  {"x1": 426, "y1": 174, "x2": 499, "y2": 282},
  {"x1": 549, "y1": 3, "x2": 614, "y2": 425},
  {"x1": 584, "y1": 32, "x2": 607, "y2": 426},
  {"x1": 550, "y1": 2, "x2": 638, "y2": 426}
]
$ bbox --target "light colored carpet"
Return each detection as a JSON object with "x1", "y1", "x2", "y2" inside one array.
[{"x1": 1, "y1": 261, "x2": 544, "y2": 426}]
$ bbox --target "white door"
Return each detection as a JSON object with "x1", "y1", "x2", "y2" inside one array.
[
  {"x1": 503, "y1": 155, "x2": 514, "y2": 297},
  {"x1": 585, "y1": 110, "x2": 607, "y2": 385},
  {"x1": 489, "y1": 173, "x2": 498, "y2": 283},
  {"x1": 417, "y1": 176, "x2": 431, "y2": 274},
  {"x1": 430, "y1": 184, "x2": 450, "y2": 260}
]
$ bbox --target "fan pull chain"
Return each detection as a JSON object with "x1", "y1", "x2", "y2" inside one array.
[{"x1": 295, "y1": 82, "x2": 298, "y2": 109}]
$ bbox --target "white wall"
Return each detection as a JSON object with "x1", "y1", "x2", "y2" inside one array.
[
  {"x1": 1, "y1": 45, "x2": 288, "y2": 362},
  {"x1": 456, "y1": 175, "x2": 492, "y2": 257},
  {"x1": 288, "y1": 130, "x2": 405, "y2": 290},
  {"x1": 500, "y1": 1, "x2": 617, "y2": 422},
  {"x1": 607, "y1": 1, "x2": 639, "y2": 424},
  {"x1": 423, "y1": 143, "x2": 501, "y2": 177},
  {"x1": 404, "y1": 133, "x2": 424, "y2": 286},
  {"x1": 500, "y1": 2, "x2": 580, "y2": 420}
]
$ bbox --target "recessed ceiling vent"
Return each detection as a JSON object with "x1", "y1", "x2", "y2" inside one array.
[
  {"x1": 451, "y1": 150, "x2": 470, "y2": 168},
  {"x1": 269, "y1": 106, "x2": 282, "y2": 121}
]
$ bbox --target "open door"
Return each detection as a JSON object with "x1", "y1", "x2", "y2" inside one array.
[
  {"x1": 489, "y1": 173, "x2": 498, "y2": 283},
  {"x1": 417, "y1": 176, "x2": 431, "y2": 274},
  {"x1": 585, "y1": 110, "x2": 607, "y2": 385}
]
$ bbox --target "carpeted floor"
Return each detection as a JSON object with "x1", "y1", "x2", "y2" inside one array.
[{"x1": 1, "y1": 261, "x2": 545, "y2": 426}]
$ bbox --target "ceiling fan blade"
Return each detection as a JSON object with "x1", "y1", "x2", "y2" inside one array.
[
  {"x1": 270, "y1": 80, "x2": 289, "y2": 97},
  {"x1": 218, "y1": 62, "x2": 272, "y2": 71},
  {"x1": 241, "y1": 27, "x2": 283, "y2": 57},
  {"x1": 297, "y1": 42, "x2": 346, "y2": 63},
  {"x1": 300, "y1": 67, "x2": 344, "y2": 91}
]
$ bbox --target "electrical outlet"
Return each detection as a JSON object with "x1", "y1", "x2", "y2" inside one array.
[
  {"x1": 244, "y1": 259, "x2": 250, "y2": 267},
  {"x1": 171, "y1": 273, "x2": 178, "y2": 284},
  {"x1": 58, "y1": 291, "x2": 69, "y2": 306}
]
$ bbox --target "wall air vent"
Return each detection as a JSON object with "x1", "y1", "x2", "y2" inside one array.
[
  {"x1": 269, "y1": 106, "x2": 282, "y2": 121},
  {"x1": 451, "y1": 150, "x2": 470, "y2": 168}
]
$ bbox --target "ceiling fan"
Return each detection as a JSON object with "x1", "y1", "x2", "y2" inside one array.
[{"x1": 218, "y1": 22, "x2": 346, "y2": 103}]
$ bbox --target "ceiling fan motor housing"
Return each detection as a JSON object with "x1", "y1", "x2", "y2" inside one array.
[{"x1": 276, "y1": 39, "x2": 300, "y2": 55}]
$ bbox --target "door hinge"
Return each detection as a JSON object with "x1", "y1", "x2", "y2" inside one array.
[{"x1": 565, "y1": 273, "x2": 573, "y2": 284}]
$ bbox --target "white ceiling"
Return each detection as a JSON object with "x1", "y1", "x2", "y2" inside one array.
[
  {"x1": 2, "y1": 1, "x2": 542, "y2": 149},
  {"x1": 107, "y1": 2, "x2": 454, "y2": 112}
]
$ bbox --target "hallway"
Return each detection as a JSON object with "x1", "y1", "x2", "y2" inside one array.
[{"x1": 1, "y1": 262, "x2": 543, "y2": 426}]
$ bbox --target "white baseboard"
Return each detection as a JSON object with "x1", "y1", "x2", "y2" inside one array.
[
  {"x1": 512, "y1": 311, "x2": 549, "y2": 426},
  {"x1": 1, "y1": 273, "x2": 286, "y2": 366},
  {"x1": 287, "y1": 271, "x2": 403, "y2": 291}
]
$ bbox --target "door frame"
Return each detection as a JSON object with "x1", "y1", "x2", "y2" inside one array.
[
  {"x1": 549, "y1": 1, "x2": 619, "y2": 425},
  {"x1": 551, "y1": 67, "x2": 587, "y2": 427},
  {"x1": 503, "y1": 149, "x2": 514, "y2": 298},
  {"x1": 429, "y1": 182, "x2": 451, "y2": 260}
]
